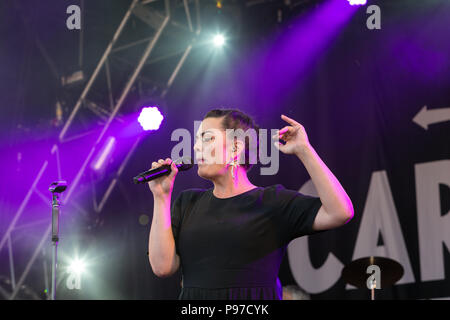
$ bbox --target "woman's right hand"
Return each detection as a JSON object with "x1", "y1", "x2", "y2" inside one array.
[{"x1": 147, "y1": 158, "x2": 179, "y2": 198}]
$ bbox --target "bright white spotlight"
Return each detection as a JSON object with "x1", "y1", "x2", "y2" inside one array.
[
  {"x1": 348, "y1": 0, "x2": 367, "y2": 5},
  {"x1": 68, "y1": 258, "x2": 86, "y2": 274},
  {"x1": 138, "y1": 106, "x2": 164, "y2": 131},
  {"x1": 213, "y1": 34, "x2": 225, "y2": 47}
]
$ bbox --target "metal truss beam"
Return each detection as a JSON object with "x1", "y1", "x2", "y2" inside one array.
[{"x1": 1, "y1": 0, "x2": 201, "y2": 299}]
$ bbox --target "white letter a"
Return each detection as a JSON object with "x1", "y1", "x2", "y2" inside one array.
[
  {"x1": 366, "y1": 5, "x2": 381, "y2": 30},
  {"x1": 66, "y1": 5, "x2": 81, "y2": 30}
]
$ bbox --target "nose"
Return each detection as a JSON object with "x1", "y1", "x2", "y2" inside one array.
[{"x1": 193, "y1": 138, "x2": 202, "y2": 153}]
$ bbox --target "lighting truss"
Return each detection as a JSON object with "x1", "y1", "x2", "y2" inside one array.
[{"x1": 0, "y1": 0, "x2": 201, "y2": 300}]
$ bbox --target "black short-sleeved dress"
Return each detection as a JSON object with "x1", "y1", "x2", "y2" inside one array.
[{"x1": 170, "y1": 184, "x2": 323, "y2": 300}]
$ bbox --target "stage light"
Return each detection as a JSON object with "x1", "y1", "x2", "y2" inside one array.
[
  {"x1": 92, "y1": 136, "x2": 116, "y2": 171},
  {"x1": 213, "y1": 34, "x2": 225, "y2": 47},
  {"x1": 347, "y1": 0, "x2": 367, "y2": 5},
  {"x1": 68, "y1": 258, "x2": 86, "y2": 274},
  {"x1": 137, "y1": 106, "x2": 164, "y2": 131}
]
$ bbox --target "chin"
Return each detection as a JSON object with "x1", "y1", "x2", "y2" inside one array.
[
  {"x1": 197, "y1": 166, "x2": 209, "y2": 179},
  {"x1": 197, "y1": 165, "x2": 216, "y2": 180}
]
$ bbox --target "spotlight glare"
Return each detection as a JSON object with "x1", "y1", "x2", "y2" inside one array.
[
  {"x1": 138, "y1": 106, "x2": 164, "y2": 131},
  {"x1": 68, "y1": 259, "x2": 86, "y2": 274},
  {"x1": 213, "y1": 34, "x2": 225, "y2": 47}
]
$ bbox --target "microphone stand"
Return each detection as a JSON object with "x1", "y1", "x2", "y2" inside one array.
[
  {"x1": 51, "y1": 193, "x2": 60, "y2": 300},
  {"x1": 49, "y1": 181, "x2": 67, "y2": 300}
]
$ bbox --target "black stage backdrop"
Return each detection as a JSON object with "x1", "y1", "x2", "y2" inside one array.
[{"x1": 0, "y1": 0, "x2": 449, "y2": 300}]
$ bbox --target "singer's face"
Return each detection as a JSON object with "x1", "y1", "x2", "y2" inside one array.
[{"x1": 194, "y1": 117, "x2": 233, "y2": 180}]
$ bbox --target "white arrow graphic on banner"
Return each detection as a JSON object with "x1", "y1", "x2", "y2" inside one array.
[{"x1": 413, "y1": 106, "x2": 450, "y2": 130}]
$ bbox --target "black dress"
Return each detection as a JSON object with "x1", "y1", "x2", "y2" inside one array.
[{"x1": 170, "y1": 184, "x2": 323, "y2": 300}]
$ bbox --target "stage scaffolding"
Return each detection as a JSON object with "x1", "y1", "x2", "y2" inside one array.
[{"x1": 0, "y1": 0, "x2": 200, "y2": 300}]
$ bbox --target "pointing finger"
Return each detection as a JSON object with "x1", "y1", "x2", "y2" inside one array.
[{"x1": 281, "y1": 114, "x2": 301, "y2": 127}]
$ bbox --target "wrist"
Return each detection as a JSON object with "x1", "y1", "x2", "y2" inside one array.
[
  {"x1": 295, "y1": 143, "x2": 314, "y2": 160},
  {"x1": 153, "y1": 192, "x2": 172, "y2": 202}
]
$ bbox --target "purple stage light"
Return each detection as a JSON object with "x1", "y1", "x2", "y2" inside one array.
[
  {"x1": 92, "y1": 136, "x2": 116, "y2": 171},
  {"x1": 137, "y1": 106, "x2": 164, "y2": 131},
  {"x1": 253, "y1": 0, "x2": 359, "y2": 107},
  {"x1": 348, "y1": 0, "x2": 367, "y2": 5}
]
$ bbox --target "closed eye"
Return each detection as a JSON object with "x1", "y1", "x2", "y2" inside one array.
[
  {"x1": 202, "y1": 136, "x2": 214, "y2": 142},
  {"x1": 195, "y1": 135, "x2": 215, "y2": 143}
]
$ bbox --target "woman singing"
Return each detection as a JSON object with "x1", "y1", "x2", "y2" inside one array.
[{"x1": 147, "y1": 108, "x2": 354, "y2": 300}]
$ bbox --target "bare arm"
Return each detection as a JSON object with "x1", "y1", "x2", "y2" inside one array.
[
  {"x1": 296, "y1": 146, "x2": 354, "y2": 230},
  {"x1": 148, "y1": 194, "x2": 180, "y2": 277},
  {"x1": 147, "y1": 158, "x2": 180, "y2": 277},
  {"x1": 274, "y1": 114, "x2": 354, "y2": 231}
]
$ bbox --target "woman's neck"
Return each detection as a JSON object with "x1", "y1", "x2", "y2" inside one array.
[{"x1": 212, "y1": 167, "x2": 257, "y2": 199}]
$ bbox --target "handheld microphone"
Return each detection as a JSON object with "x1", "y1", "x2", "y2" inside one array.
[{"x1": 133, "y1": 157, "x2": 193, "y2": 184}]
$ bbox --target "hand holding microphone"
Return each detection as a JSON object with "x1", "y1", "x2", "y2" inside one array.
[
  {"x1": 147, "y1": 158, "x2": 178, "y2": 197},
  {"x1": 133, "y1": 156, "x2": 193, "y2": 197}
]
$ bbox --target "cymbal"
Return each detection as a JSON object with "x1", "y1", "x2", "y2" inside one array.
[{"x1": 341, "y1": 256, "x2": 404, "y2": 289}]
